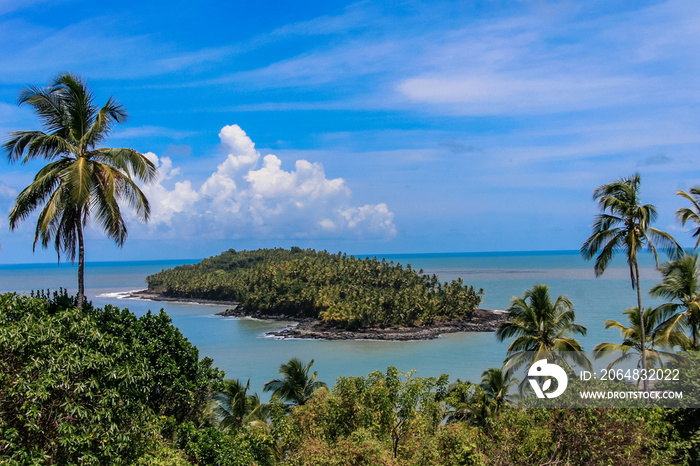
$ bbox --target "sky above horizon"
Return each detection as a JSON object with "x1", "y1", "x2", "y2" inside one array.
[{"x1": 1, "y1": 0, "x2": 699, "y2": 264}]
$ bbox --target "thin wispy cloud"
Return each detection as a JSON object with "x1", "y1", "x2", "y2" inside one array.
[
  {"x1": 1, "y1": 0, "x2": 699, "y2": 260},
  {"x1": 0, "y1": 17, "x2": 237, "y2": 84},
  {"x1": 153, "y1": 0, "x2": 700, "y2": 122},
  {"x1": 0, "y1": 0, "x2": 67, "y2": 16},
  {"x1": 261, "y1": 2, "x2": 374, "y2": 40},
  {"x1": 111, "y1": 126, "x2": 199, "y2": 141},
  {"x1": 394, "y1": 2, "x2": 700, "y2": 115},
  {"x1": 639, "y1": 155, "x2": 673, "y2": 166}
]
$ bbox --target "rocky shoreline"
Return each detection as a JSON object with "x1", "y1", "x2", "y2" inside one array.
[
  {"x1": 127, "y1": 289, "x2": 507, "y2": 341},
  {"x1": 265, "y1": 309, "x2": 507, "y2": 340}
]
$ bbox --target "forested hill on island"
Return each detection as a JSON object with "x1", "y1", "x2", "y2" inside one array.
[{"x1": 145, "y1": 248, "x2": 483, "y2": 330}]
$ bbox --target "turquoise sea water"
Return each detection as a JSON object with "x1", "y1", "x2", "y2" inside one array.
[{"x1": 0, "y1": 251, "x2": 670, "y2": 397}]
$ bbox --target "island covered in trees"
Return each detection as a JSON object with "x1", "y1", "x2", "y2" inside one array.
[{"x1": 138, "y1": 247, "x2": 502, "y2": 339}]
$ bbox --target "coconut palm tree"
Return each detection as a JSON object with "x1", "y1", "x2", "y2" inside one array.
[
  {"x1": 593, "y1": 307, "x2": 686, "y2": 376},
  {"x1": 479, "y1": 367, "x2": 517, "y2": 412},
  {"x1": 263, "y1": 358, "x2": 326, "y2": 406},
  {"x1": 496, "y1": 284, "x2": 590, "y2": 374},
  {"x1": 650, "y1": 254, "x2": 700, "y2": 350},
  {"x1": 580, "y1": 173, "x2": 682, "y2": 380},
  {"x1": 443, "y1": 380, "x2": 480, "y2": 424},
  {"x1": 208, "y1": 378, "x2": 267, "y2": 431},
  {"x1": 4, "y1": 74, "x2": 156, "y2": 308},
  {"x1": 677, "y1": 187, "x2": 700, "y2": 249},
  {"x1": 443, "y1": 370, "x2": 517, "y2": 425}
]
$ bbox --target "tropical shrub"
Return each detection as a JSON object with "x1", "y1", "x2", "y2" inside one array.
[
  {"x1": 657, "y1": 350, "x2": 700, "y2": 464},
  {"x1": 0, "y1": 291, "x2": 222, "y2": 464},
  {"x1": 481, "y1": 407, "x2": 676, "y2": 465},
  {"x1": 175, "y1": 422, "x2": 277, "y2": 466},
  {"x1": 280, "y1": 367, "x2": 463, "y2": 463},
  {"x1": 0, "y1": 293, "x2": 155, "y2": 464}
]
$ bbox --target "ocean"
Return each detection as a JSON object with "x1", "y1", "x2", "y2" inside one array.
[{"x1": 0, "y1": 251, "x2": 670, "y2": 396}]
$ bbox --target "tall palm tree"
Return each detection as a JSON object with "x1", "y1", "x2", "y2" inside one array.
[
  {"x1": 263, "y1": 358, "x2": 326, "y2": 406},
  {"x1": 677, "y1": 187, "x2": 700, "y2": 249},
  {"x1": 496, "y1": 284, "x2": 590, "y2": 374},
  {"x1": 580, "y1": 173, "x2": 682, "y2": 379},
  {"x1": 650, "y1": 254, "x2": 700, "y2": 350},
  {"x1": 4, "y1": 74, "x2": 156, "y2": 308},
  {"x1": 593, "y1": 307, "x2": 686, "y2": 375}
]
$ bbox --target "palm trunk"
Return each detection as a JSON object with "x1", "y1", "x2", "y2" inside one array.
[
  {"x1": 633, "y1": 260, "x2": 648, "y2": 392},
  {"x1": 77, "y1": 219, "x2": 85, "y2": 310}
]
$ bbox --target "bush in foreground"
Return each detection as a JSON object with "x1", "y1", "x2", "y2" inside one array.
[{"x1": 0, "y1": 291, "x2": 222, "y2": 465}]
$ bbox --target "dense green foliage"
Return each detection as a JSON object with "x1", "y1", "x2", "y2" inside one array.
[
  {"x1": 175, "y1": 422, "x2": 277, "y2": 466},
  {"x1": 146, "y1": 248, "x2": 483, "y2": 329},
  {"x1": 277, "y1": 367, "x2": 453, "y2": 463},
  {"x1": 3, "y1": 290, "x2": 700, "y2": 465},
  {"x1": 275, "y1": 367, "x2": 680, "y2": 465},
  {"x1": 657, "y1": 351, "x2": 700, "y2": 464},
  {"x1": 207, "y1": 378, "x2": 267, "y2": 432},
  {"x1": 0, "y1": 291, "x2": 222, "y2": 465}
]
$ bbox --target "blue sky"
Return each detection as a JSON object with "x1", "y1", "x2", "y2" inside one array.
[{"x1": 1, "y1": 0, "x2": 699, "y2": 263}]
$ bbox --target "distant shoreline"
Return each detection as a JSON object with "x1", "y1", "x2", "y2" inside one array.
[
  {"x1": 126, "y1": 289, "x2": 507, "y2": 341},
  {"x1": 126, "y1": 289, "x2": 240, "y2": 306}
]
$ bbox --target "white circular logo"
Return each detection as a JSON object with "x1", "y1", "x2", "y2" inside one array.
[{"x1": 528, "y1": 359, "x2": 568, "y2": 399}]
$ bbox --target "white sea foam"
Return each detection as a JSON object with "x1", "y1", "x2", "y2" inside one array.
[{"x1": 96, "y1": 290, "x2": 141, "y2": 299}]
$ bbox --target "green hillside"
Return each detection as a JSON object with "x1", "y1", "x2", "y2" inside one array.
[{"x1": 146, "y1": 248, "x2": 483, "y2": 329}]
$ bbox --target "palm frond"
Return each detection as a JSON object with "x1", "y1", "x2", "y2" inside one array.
[
  {"x1": 677, "y1": 189, "x2": 700, "y2": 249},
  {"x1": 91, "y1": 169, "x2": 127, "y2": 247},
  {"x1": 94, "y1": 148, "x2": 157, "y2": 183},
  {"x1": 34, "y1": 187, "x2": 66, "y2": 252},
  {"x1": 591, "y1": 230, "x2": 626, "y2": 277},
  {"x1": 646, "y1": 227, "x2": 684, "y2": 263},
  {"x1": 17, "y1": 84, "x2": 69, "y2": 136},
  {"x1": 55, "y1": 73, "x2": 97, "y2": 143},
  {"x1": 8, "y1": 160, "x2": 68, "y2": 229},
  {"x1": 64, "y1": 156, "x2": 94, "y2": 207},
  {"x1": 81, "y1": 96, "x2": 128, "y2": 149},
  {"x1": 498, "y1": 284, "x2": 587, "y2": 374}
]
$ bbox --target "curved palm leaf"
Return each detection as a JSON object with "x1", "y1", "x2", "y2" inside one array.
[{"x1": 677, "y1": 187, "x2": 700, "y2": 249}]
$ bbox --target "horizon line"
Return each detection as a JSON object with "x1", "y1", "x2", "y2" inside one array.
[{"x1": 0, "y1": 248, "x2": 617, "y2": 267}]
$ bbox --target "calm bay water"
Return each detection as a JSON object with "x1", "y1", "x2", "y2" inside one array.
[{"x1": 0, "y1": 251, "x2": 669, "y2": 396}]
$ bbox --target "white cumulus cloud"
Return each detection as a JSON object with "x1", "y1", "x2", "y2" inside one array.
[{"x1": 133, "y1": 125, "x2": 396, "y2": 240}]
